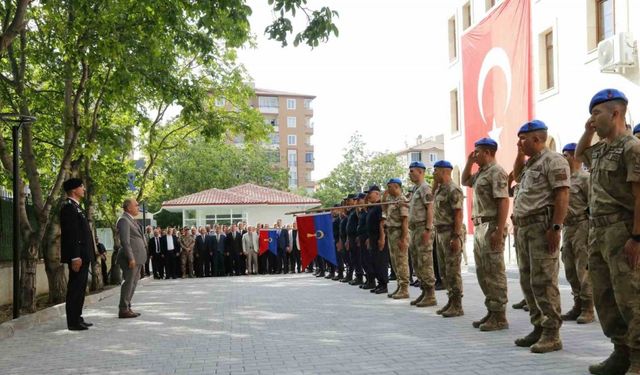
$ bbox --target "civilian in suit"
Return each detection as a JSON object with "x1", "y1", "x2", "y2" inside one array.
[
  {"x1": 243, "y1": 226, "x2": 260, "y2": 275},
  {"x1": 60, "y1": 178, "x2": 95, "y2": 331},
  {"x1": 276, "y1": 220, "x2": 290, "y2": 274},
  {"x1": 224, "y1": 228, "x2": 234, "y2": 276},
  {"x1": 227, "y1": 224, "x2": 244, "y2": 275},
  {"x1": 143, "y1": 225, "x2": 153, "y2": 277},
  {"x1": 212, "y1": 226, "x2": 226, "y2": 276},
  {"x1": 195, "y1": 227, "x2": 209, "y2": 277},
  {"x1": 161, "y1": 228, "x2": 179, "y2": 279},
  {"x1": 148, "y1": 228, "x2": 164, "y2": 279},
  {"x1": 238, "y1": 222, "x2": 248, "y2": 275},
  {"x1": 289, "y1": 223, "x2": 302, "y2": 273},
  {"x1": 116, "y1": 198, "x2": 148, "y2": 319}
]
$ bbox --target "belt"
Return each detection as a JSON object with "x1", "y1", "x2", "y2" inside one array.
[
  {"x1": 409, "y1": 221, "x2": 426, "y2": 230},
  {"x1": 564, "y1": 214, "x2": 589, "y2": 226},
  {"x1": 590, "y1": 211, "x2": 633, "y2": 228},
  {"x1": 514, "y1": 214, "x2": 549, "y2": 227},
  {"x1": 472, "y1": 216, "x2": 496, "y2": 226},
  {"x1": 387, "y1": 225, "x2": 402, "y2": 230},
  {"x1": 435, "y1": 224, "x2": 453, "y2": 232}
]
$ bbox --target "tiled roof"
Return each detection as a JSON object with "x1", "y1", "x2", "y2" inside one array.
[
  {"x1": 162, "y1": 184, "x2": 320, "y2": 207},
  {"x1": 254, "y1": 88, "x2": 316, "y2": 99}
]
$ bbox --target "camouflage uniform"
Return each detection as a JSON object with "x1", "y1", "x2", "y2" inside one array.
[
  {"x1": 561, "y1": 169, "x2": 592, "y2": 321},
  {"x1": 409, "y1": 181, "x2": 435, "y2": 288},
  {"x1": 470, "y1": 162, "x2": 509, "y2": 314},
  {"x1": 583, "y1": 135, "x2": 640, "y2": 353},
  {"x1": 179, "y1": 233, "x2": 195, "y2": 278},
  {"x1": 383, "y1": 194, "x2": 410, "y2": 294},
  {"x1": 513, "y1": 148, "x2": 570, "y2": 351},
  {"x1": 434, "y1": 181, "x2": 465, "y2": 301}
]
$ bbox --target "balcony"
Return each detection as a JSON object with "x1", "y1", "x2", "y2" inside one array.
[{"x1": 259, "y1": 106, "x2": 279, "y2": 114}]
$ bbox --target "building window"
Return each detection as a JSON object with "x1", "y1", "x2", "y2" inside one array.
[
  {"x1": 258, "y1": 96, "x2": 278, "y2": 108},
  {"x1": 450, "y1": 89, "x2": 460, "y2": 133},
  {"x1": 287, "y1": 98, "x2": 296, "y2": 110},
  {"x1": 265, "y1": 117, "x2": 278, "y2": 127},
  {"x1": 485, "y1": 0, "x2": 496, "y2": 11},
  {"x1": 287, "y1": 116, "x2": 297, "y2": 128},
  {"x1": 597, "y1": 0, "x2": 614, "y2": 43},
  {"x1": 305, "y1": 171, "x2": 312, "y2": 181},
  {"x1": 304, "y1": 99, "x2": 313, "y2": 109},
  {"x1": 215, "y1": 98, "x2": 226, "y2": 107},
  {"x1": 539, "y1": 29, "x2": 555, "y2": 91},
  {"x1": 305, "y1": 152, "x2": 314, "y2": 163},
  {"x1": 289, "y1": 169, "x2": 298, "y2": 188},
  {"x1": 288, "y1": 135, "x2": 297, "y2": 146},
  {"x1": 409, "y1": 152, "x2": 422, "y2": 162},
  {"x1": 429, "y1": 153, "x2": 438, "y2": 163},
  {"x1": 271, "y1": 132, "x2": 280, "y2": 145},
  {"x1": 462, "y1": 2, "x2": 472, "y2": 30},
  {"x1": 448, "y1": 16, "x2": 457, "y2": 62},
  {"x1": 288, "y1": 150, "x2": 297, "y2": 168}
]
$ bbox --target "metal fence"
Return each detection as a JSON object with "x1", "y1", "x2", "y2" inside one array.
[{"x1": 0, "y1": 190, "x2": 39, "y2": 262}]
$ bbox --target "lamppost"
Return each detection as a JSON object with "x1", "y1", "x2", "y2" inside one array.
[{"x1": 0, "y1": 113, "x2": 36, "y2": 319}]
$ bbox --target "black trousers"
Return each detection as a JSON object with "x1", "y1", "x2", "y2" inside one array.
[
  {"x1": 348, "y1": 236, "x2": 362, "y2": 277},
  {"x1": 66, "y1": 262, "x2": 89, "y2": 327},
  {"x1": 238, "y1": 253, "x2": 246, "y2": 275},
  {"x1": 292, "y1": 248, "x2": 301, "y2": 272},
  {"x1": 360, "y1": 236, "x2": 373, "y2": 280},
  {"x1": 258, "y1": 252, "x2": 267, "y2": 274},
  {"x1": 433, "y1": 238, "x2": 442, "y2": 283},
  {"x1": 151, "y1": 254, "x2": 165, "y2": 279},
  {"x1": 165, "y1": 251, "x2": 178, "y2": 279},
  {"x1": 371, "y1": 239, "x2": 389, "y2": 286},
  {"x1": 224, "y1": 253, "x2": 233, "y2": 275}
]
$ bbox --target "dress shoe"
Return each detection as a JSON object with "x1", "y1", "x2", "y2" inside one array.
[
  {"x1": 375, "y1": 286, "x2": 388, "y2": 294},
  {"x1": 68, "y1": 324, "x2": 88, "y2": 331},
  {"x1": 79, "y1": 318, "x2": 93, "y2": 327},
  {"x1": 130, "y1": 310, "x2": 141, "y2": 317},
  {"x1": 370, "y1": 286, "x2": 379, "y2": 293},
  {"x1": 118, "y1": 310, "x2": 138, "y2": 319}
]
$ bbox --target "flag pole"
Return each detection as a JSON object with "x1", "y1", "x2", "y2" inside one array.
[{"x1": 285, "y1": 200, "x2": 401, "y2": 216}]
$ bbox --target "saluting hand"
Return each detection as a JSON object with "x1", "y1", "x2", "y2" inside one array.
[
  {"x1": 467, "y1": 151, "x2": 476, "y2": 164},
  {"x1": 623, "y1": 239, "x2": 640, "y2": 270}
]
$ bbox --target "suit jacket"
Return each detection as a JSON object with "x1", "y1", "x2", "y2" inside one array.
[
  {"x1": 242, "y1": 232, "x2": 259, "y2": 253},
  {"x1": 160, "y1": 235, "x2": 179, "y2": 255},
  {"x1": 225, "y1": 231, "x2": 243, "y2": 254},
  {"x1": 195, "y1": 234, "x2": 208, "y2": 255},
  {"x1": 116, "y1": 213, "x2": 148, "y2": 266},
  {"x1": 60, "y1": 198, "x2": 94, "y2": 264},
  {"x1": 212, "y1": 233, "x2": 225, "y2": 254},
  {"x1": 148, "y1": 236, "x2": 162, "y2": 256},
  {"x1": 277, "y1": 228, "x2": 290, "y2": 250}
]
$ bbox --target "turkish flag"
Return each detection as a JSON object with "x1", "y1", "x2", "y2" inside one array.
[{"x1": 461, "y1": 0, "x2": 532, "y2": 230}]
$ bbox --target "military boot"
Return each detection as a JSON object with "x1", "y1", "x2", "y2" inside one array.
[
  {"x1": 472, "y1": 311, "x2": 491, "y2": 328},
  {"x1": 577, "y1": 300, "x2": 595, "y2": 324},
  {"x1": 387, "y1": 284, "x2": 400, "y2": 298},
  {"x1": 392, "y1": 284, "x2": 410, "y2": 299},
  {"x1": 415, "y1": 287, "x2": 437, "y2": 307},
  {"x1": 512, "y1": 299, "x2": 527, "y2": 310},
  {"x1": 325, "y1": 270, "x2": 335, "y2": 279},
  {"x1": 530, "y1": 328, "x2": 562, "y2": 353},
  {"x1": 515, "y1": 326, "x2": 543, "y2": 347},
  {"x1": 341, "y1": 273, "x2": 353, "y2": 283},
  {"x1": 561, "y1": 298, "x2": 581, "y2": 321},
  {"x1": 410, "y1": 288, "x2": 426, "y2": 306},
  {"x1": 362, "y1": 279, "x2": 376, "y2": 290},
  {"x1": 480, "y1": 311, "x2": 509, "y2": 331},
  {"x1": 349, "y1": 275, "x2": 363, "y2": 286},
  {"x1": 332, "y1": 271, "x2": 343, "y2": 281},
  {"x1": 359, "y1": 277, "x2": 369, "y2": 288},
  {"x1": 436, "y1": 297, "x2": 452, "y2": 315},
  {"x1": 626, "y1": 350, "x2": 640, "y2": 375},
  {"x1": 588, "y1": 344, "x2": 630, "y2": 375},
  {"x1": 441, "y1": 295, "x2": 464, "y2": 318},
  {"x1": 316, "y1": 270, "x2": 325, "y2": 278}
]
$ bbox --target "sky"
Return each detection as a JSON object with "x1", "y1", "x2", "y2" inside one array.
[{"x1": 237, "y1": 0, "x2": 452, "y2": 180}]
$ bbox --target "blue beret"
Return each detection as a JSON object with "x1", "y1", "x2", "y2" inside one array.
[
  {"x1": 589, "y1": 88, "x2": 628, "y2": 114},
  {"x1": 387, "y1": 178, "x2": 402, "y2": 186},
  {"x1": 517, "y1": 120, "x2": 548, "y2": 135},
  {"x1": 562, "y1": 143, "x2": 577, "y2": 153},
  {"x1": 356, "y1": 192, "x2": 367, "y2": 200},
  {"x1": 409, "y1": 161, "x2": 426, "y2": 169},
  {"x1": 368, "y1": 185, "x2": 381, "y2": 192},
  {"x1": 433, "y1": 160, "x2": 453, "y2": 169},
  {"x1": 633, "y1": 123, "x2": 640, "y2": 135},
  {"x1": 474, "y1": 137, "x2": 498, "y2": 149}
]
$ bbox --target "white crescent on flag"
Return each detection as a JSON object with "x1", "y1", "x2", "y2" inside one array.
[{"x1": 477, "y1": 47, "x2": 513, "y2": 144}]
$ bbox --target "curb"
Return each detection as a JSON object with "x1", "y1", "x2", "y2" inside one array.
[{"x1": 0, "y1": 276, "x2": 152, "y2": 340}]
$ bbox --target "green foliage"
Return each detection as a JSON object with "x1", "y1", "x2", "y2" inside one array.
[
  {"x1": 314, "y1": 133, "x2": 406, "y2": 206},
  {"x1": 265, "y1": 0, "x2": 339, "y2": 47}
]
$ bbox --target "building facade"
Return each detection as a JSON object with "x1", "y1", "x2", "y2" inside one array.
[
  {"x1": 395, "y1": 134, "x2": 445, "y2": 172},
  {"x1": 249, "y1": 88, "x2": 316, "y2": 193}
]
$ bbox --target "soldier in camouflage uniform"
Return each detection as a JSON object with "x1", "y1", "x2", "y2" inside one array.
[
  {"x1": 179, "y1": 227, "x2": 195, "y2": 278},
  {"x1": 512, "y1": 120, "x2": 570, "y2": 354},
  {"x1": 559, "y1": 143, "x2": 594, "y2": 325},
  {"x1": 432, "y1": 160, "x2": 465, "y2": 318},
  {"x1": 461, "y1": 137, "x2": 510, "y2": 331},
  {"x1": 576, "y1": 89, "x2": 640, "y2": 375},
  {"x1": 407, "y1": 161, "x2": 437, "y2": 308},
  {"x1": 382, "y1": 178, "x2": 410, "y2": 299},
  {"x1": 633, "y1": 124, "x2": 640, "y2": 140}
]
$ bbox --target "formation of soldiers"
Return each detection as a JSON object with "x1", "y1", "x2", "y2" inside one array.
[{"x1": 309, "y1": 88, "x2": 640, "y2": 375}]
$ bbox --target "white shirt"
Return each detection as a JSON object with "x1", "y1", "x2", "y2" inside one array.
[{"x1": 166, "y1": 235, "x2": 175, "y2": 250}]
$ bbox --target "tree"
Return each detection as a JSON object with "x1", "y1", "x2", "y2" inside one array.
[{"x1": 314, "y1": 133, "x2": 406, "y2": 206}]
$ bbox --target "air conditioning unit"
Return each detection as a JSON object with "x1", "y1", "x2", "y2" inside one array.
[{"x1": 598, "y1": 32, "x2": 637, "y2": 73}]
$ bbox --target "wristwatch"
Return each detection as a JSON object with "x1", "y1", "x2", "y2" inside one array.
[{"x1": 552, "y1": 224, "x2": 563, "y2": 231}]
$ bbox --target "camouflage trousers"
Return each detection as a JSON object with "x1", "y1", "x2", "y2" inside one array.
[
  {"x1": 387, "y1": 227, "x2": 409, "y2": 288},
  {"x1": 435, "y1": 229, "x2": 463, "y2": 297},
  {"x1": 180, "y1": 250, "x2": 194, "y2": 277},
  {"x1": 561, "y1": 220, "x2": 592, "y2": 304},
  {"x1": 473, "y1": 222, "x2": 508, "y2": 312},
  {"x1": 409, "y1": 226, "x2": 435, "y2": 288},
  {"x1": 516, "y1": 221, "x2": 562, "y2": 329},
  {"x1": 589, "y1": 220, "x2": 640, "y2": 350}
]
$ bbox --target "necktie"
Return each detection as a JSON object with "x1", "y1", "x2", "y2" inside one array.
[{"x1": 155, "y1": 237, "x2": 160, "y2": 253}]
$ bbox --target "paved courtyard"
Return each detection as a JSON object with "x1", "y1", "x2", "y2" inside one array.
[{"x1": 0, "y1": 270, "x2": 612, "y2": 375}]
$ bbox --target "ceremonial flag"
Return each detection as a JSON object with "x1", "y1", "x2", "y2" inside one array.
[
  {"x1": 296, "y1": 213, "x2": 337, "y2": 270},
  {"x1": 259, "y1": 229, "x2": 278, "y2": 256},
  {"x1": 461, "y1": 0, "x2": 532, "y2": 231}
]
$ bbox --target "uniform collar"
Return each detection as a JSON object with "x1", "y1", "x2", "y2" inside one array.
[{"x1": 525, "y1": 147, "x2": 549, "y2": 167}]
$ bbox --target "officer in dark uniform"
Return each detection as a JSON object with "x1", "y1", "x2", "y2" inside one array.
[
  {"x1": 347, "y1": 193, "x2": 364, "y2": 285},
  {"x1": 358, "y1": 192, "x2": 375, "y2": 289},
  {"x1": 337, "y1": 195, "x2": 354, "y2": 281},
  {"x1": 60, "y1": 178, "x2": 95, "y2": 331},
  {"x1": 366, "y1": 185, "x2": 389, "y2": 294}
]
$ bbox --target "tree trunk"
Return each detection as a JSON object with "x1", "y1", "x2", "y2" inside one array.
[
  {"x1": 43, "y1": 217, "x2": 67, "y2": 304},
  {"x1": 19, "y1": 238, "x2": 38, "y2": 313},
  {"x1": 109, "y1": 222, "x2": 122, "y2": 285}
]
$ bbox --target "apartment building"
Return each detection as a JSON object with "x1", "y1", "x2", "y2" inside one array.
[
  {"x1": 395, "y1": 134, "x2": 445, "y2": 172},
  {"x1": 250, "y1": 88, "x2": 316, "y2": 193}
]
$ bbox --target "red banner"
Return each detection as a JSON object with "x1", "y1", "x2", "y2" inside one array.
[{"x1": 461, "y1": 0, "x2": 532, "y2": 230}]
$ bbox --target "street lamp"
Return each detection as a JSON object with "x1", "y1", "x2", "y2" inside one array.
[{"x1": 0, "y1": 113, "x2": 36, "y2": 319}]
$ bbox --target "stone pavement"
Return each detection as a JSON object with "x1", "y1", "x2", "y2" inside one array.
[{"x1": 0, "y1": 270, "x2": 612, "y2": 375}]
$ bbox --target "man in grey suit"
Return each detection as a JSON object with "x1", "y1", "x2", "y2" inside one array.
[
  {"x1": 243, "y1": 226, "x2": 259, "y2": 275},
  {"x1": 116, "y1": 198, "x2": 148, "y2": 319}
]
